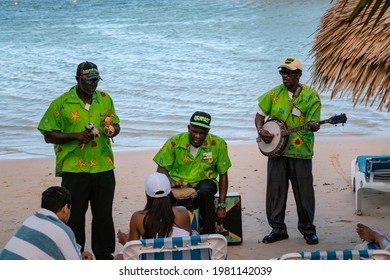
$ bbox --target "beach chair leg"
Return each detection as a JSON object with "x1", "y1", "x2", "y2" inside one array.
[
  {"x1": 353, "y1": 170, "x2": 365, "y2": 215},
  {"x1": 355, "y1": 182, "x2": 363, "y2": 216},
  {"x1": 351, "y1": 159, "x2": 357, "y2": 191}
]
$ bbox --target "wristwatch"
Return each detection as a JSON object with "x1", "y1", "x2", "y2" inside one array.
[{"x1": 217, "y1": 203, "x2": 226, "y2": 209}]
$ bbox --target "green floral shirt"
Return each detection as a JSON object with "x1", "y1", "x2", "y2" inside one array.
[
  {"x1": 38, "y1": 86, "x2": 120, "y2": 176},
  {"x1": 153, "y1": 132, "x2": 232, "y2": 188},
  {"x1": 257, "y1": 84, "x2": 321, "y2": 159}
]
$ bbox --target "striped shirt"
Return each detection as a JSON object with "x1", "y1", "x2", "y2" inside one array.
[{"x1": 0, "y1": 208, "x2": 82, "y2": 260}]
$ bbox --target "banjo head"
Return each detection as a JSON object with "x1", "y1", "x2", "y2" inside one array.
[{"x1": 257, "y1": 119, "x2": 288, "y2": 157}]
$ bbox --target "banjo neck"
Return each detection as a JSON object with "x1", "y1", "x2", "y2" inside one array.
[{"x1": 280, "y1": 119, "x2": 329, "y2": 137}]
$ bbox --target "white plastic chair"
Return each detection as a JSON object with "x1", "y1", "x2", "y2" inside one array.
[
  {"x1": 351, "y1": 155, "x2": 390, "y2": 215},
  {"x1": 278, "y1": 249, "x2": 390, "y2": 260},
  {"x1": 122, "y1": 234, "x2": 228, "y2": 260}
]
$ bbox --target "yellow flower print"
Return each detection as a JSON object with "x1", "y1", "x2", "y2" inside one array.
[
  {"x1": 272, "y1": 95, "x2": 278, "y2": 104},
  {"x1": 70, "y1": 110, "x2": 80, "y2": 122},
  {"x1": 77, "y1": 159, "x2": 87, "y2": 170},
  {"x1": 54, "y1": 110, "x2": 60, "y2": 118},
  {"x1": 90, "y1": 159, "x2": 97, "y2": 168},
  {"x1": 206, "y1": 170, "x2": 213, "y2": 179},
  {"x1": 107, "y1": 156, "x2": 113, "y2": 165},
  {"x1": 104, "y1": 109, "x2": 115, "y2": 119},
  {"x1": 208, "y1": 158, "x2": 214, "y2": 164},
  {"x1": 183, "y1": 155, "x2": 191, "y2": 163},
  {"x1": 299, "y1": 115, "x2": 305, "y2": 122}
]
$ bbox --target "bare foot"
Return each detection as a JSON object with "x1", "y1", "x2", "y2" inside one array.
[
  {"x1": 356, "y1": 224, "x2": 390, "y2": 250},
  {"x1": 356, "y1": 223, "x2": 377, "y2": 243},
  {"x1": 356, "y1": 223, "x2": 390, "y2": 250}
]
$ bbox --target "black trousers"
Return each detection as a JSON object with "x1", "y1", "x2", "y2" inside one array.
[
  {"x1": 266, "y1": 156, "x2": 316, "y2": 236},
  {"x1": 196, "y1": 179, "x2": 218, "y2": 234},
  {"x1": 62, "y1": 170, "x2": 116, "y2": 260}
]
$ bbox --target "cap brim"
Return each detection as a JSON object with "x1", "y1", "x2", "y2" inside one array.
[
  {"x1": 278, "y1": 65, "x2": 298, "y2": 71},
  {"x1": 81, "y1": 75, "x2": 102, "y2": 81},
  {"x1": 190, "y1": 121, "x2": 210, "y2": 129}
]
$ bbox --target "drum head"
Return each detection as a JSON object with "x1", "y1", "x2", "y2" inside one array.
[{"x1": 172, "y1": 187, "x2": 197, "y2": 199}]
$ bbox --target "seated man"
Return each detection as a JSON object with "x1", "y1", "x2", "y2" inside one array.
[
  {"x1": 0, "y1": 186, "x2": 92, "y2": 260},
  {"x1": 153, "y1": 111, "x2": 232, "y2": 233}
]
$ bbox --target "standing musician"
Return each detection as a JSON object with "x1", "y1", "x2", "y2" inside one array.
[
  {"x1": 38, "y1": 61, "x2": 120, "y2": 259},
  {"x1": 254, "y1": 58, "x2": 321, "y2": 245}
]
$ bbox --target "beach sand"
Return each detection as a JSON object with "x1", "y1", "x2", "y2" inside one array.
[{"x1": 1, "y1": 136, "x2": 390, "y2": 260}]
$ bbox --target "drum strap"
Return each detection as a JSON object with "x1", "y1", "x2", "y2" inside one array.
[{"x1": 283, "y1": 84, "x2": 302, "y2": 122}]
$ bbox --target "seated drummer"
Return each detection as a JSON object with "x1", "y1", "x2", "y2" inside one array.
[{"x1": 153, "y1": 111, "x2": 232, "y2": 234}]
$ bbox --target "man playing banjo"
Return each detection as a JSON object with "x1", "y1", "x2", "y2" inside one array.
[{"x1": 255, "y1": 58, "x2": 321, "y2": 245}]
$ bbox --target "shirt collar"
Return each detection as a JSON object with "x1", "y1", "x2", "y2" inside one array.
[{"x1": 177, "y1": 132, "x2": 211, "y2": 150}]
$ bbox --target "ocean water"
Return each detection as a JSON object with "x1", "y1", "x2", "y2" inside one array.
[{"x1": 0, "y1": 0, "x2": 389, "y2": 160}]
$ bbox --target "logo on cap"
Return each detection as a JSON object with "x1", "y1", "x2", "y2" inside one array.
[
  {"x1": 278, "y1": 58, "x2": 302, "y2": 71},
  {"x1": 190, "y1": 111, "x2": 211, "y2": 129}
]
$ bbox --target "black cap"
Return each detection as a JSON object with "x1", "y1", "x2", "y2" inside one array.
[
  {"x1": 76, "y1": 61, "x2": 102, "y2": 81},
  {"x1": 190, "y1": 111, "x2": 211, "y2": 129}
]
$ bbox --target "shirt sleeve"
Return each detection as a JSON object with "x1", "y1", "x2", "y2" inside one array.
[
  {"x1": 257, "y1": 89, "x2": 274, "y2": 116},
  {"x1": 153, "y1": 137, "x2": 176, "y2": 171},
  {"x1": 216, "y1": 140, "x2": 232, "y2": 175},
  {"x1": 37, "y1": 99, "x2": 62, "y2": 134},
  {"x1": 305, "y1": 91, "x2": 321, "y2": 122},
  {"x1": 104, "y1": 93, "x2": 120, "y2": 124}
]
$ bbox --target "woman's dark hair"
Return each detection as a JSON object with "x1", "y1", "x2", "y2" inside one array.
[
  {"x1": 142, "y1": 192, "x2": 177, "y2": 238},
  {"x1": 41, "y1": 186, "x2": 71, "y2": 213}
]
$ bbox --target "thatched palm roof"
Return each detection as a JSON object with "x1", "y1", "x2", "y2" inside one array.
[{"x1": 309, "y1": 0, "x2": 390, "y2": 111}]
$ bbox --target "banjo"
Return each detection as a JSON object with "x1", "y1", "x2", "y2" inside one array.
[{"x1": 256, "y1": 113, "x2": 347, "y2": 157}]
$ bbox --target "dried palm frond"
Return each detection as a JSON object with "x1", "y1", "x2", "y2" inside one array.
[
  {"x1": 310, "y1": 0, "x2": 390, "y2": 111},
  {"x1": 344, "y1": 0, "x2": 390, "y2": 25}
]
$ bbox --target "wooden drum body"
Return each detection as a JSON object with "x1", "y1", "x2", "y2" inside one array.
[{"x1": 172, "y1": 188, "x2": 199, "y2": 232}]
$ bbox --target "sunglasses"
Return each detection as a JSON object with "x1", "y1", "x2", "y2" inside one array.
[
  {"x1": 279, "y1": 69, "x2": 300, "y2": 76},
  {"x1": 80, "y1": 76, "x2": 100, "y2": 84}
]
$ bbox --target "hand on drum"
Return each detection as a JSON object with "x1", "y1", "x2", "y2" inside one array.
[
  {"x1": 258, "y1": 128, "x2": 274, "y2": 144},
  {"x1": 216, "y1": 207, "x2": 227, "y2": 224},
  {"x1": 170, "y1": 178, "x2": 184, "y2": 188}
]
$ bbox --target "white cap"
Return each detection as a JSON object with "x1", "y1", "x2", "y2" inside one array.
[
  {"x1": 278, "y1": 58, "x2": 302, "y2": 71},
  {"x1": 145, "y1": 172, "x2": 171, "y2": 198}
]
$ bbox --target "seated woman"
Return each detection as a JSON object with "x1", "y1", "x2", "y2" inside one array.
[{"x1": 117, "y1": 172, "x2": 191, "y2": 247}]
